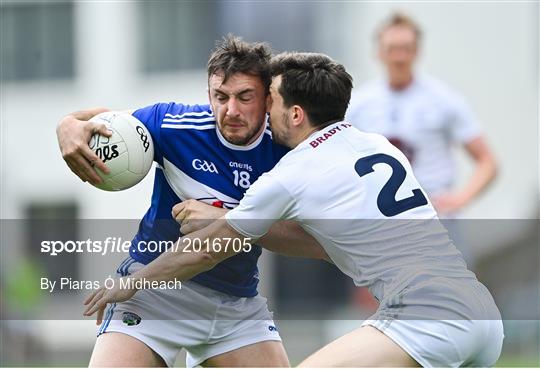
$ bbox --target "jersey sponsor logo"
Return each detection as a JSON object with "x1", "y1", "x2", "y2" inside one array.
[
  {"x1": 192, "y1": 159, "x2": 219, "y2": 174},
  {"x1": 229, "y1": 161, "x2": 253, "y2": 172},
  {"x1": 122, "y1": 312, "x2": 141, "y2": 326},
  {"x1": 309, "y1": 123, "x2": 352, "y2": 148}
]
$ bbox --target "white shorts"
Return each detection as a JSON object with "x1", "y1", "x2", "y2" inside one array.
[
  {"x1": 98, "y1": 257, "x2": 282, "y2": 367},
  {"x1": 362, "y1": 319, "x2": 503, "y2": 367},
  {"x1": 362, "y1": 278, "x2": 504, "y2": 367}
]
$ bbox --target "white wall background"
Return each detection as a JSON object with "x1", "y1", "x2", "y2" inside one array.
[{"x1": 1, "y1": 1, "x2": 537, "y2": 221}]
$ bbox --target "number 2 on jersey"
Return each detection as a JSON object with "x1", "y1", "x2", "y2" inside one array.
[{"x1": 355, "y1": 153, "x2": 428, "y2": 217}]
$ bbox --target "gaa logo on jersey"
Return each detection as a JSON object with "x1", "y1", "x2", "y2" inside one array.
[{"x1": 192, "y1": 159, "x2": 219, "y2": 174}]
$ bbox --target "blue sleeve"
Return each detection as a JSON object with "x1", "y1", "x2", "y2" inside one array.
[
  {"x1": 132, "y1": 102, "x2": 212, "y2": 165},
  {"x1": 132, "y1": 102, "x2": 177, "y2": 166}
]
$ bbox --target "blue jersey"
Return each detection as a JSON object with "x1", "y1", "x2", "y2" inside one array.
[{"x1": 130, "y1": 102, "x2": 288, "y2": 297}]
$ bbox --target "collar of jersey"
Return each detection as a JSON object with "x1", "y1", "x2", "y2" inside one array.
[{"x1": 215, "y1": 120, "x2": 267, "y2": 151}]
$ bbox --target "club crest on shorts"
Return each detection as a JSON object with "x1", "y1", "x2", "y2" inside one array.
[{"x1": 122, "y1": 312, "x2": 142, "y2": 326}]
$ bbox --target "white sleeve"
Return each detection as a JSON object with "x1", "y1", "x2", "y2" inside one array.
[
  {"x1": 448, "y1": 95, "x2": 482, "y2": 143},
  {"x1": 225, "y1": 173, "x2": 296, "y2": 239}
]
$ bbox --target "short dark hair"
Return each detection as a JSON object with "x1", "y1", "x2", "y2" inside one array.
[
  {"x1": 207, "y1": 34, "x2": 272, "y2": 94},
  {"x1": 376, "y1": 12, "x2": 422, "y2": 43},
  {"x1": 270, "y1": 52, "x2": 353, "y2": 127}
]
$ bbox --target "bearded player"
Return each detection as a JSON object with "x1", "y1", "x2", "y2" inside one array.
[{"x1": 57, "y1": 36, "x2": 326, "y2": 367}]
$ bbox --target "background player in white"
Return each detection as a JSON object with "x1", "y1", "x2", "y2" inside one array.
[
  {"x1": 346, "y1": 12, "x2": 497, "y2": 217},
  {"x1": 84, "y1": 52, "x2": 504, "y2": 367},
  {"x1": 57, "y1": 36, "x2": 327, "y2": 367}
]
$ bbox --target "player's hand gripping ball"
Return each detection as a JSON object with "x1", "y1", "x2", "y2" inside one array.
[{"x1": 89, "y1": 112, "x2": 154, "y2": 191}]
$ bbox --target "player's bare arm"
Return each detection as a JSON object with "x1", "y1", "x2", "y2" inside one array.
[
  {"x1": 174, "y1": 199, "x2": 329, "y2": 260},
  {"x1": 260, "y1": 220, "x2": 329, "y2": 261},
  {"x1": 83, "y1": 217, "x2": 247, "y2": 320},
  {"x1": 432, "y1": 136, "x2": 497, "y2": 214}
]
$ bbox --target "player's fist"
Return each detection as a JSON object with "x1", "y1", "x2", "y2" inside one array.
[{"x1": 172, "y1": 199, "x2": 228, "y2": 234}]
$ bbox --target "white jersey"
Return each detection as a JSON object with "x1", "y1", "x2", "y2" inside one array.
[
  {"x1": 227, "y1": 121, "x2": 503, "y2": 367},
  {"x1": 226, "y1": 122, "x2": 477, "y2": 304},
  {"x1": 345, "y1": 75, "x2": 481, "y2": 196}
]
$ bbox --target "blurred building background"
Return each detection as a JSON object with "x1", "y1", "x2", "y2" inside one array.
[{"x1": 1, "y1": 0, "x2": 538, "y2": 366}]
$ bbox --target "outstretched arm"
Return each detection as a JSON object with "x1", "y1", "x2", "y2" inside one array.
[
  {"x1": 131, "y1": 218, "x2": 245, "y2": 283},
  {"x1": 83, "y1": 217, "x2": 247, "y2": 322},
  {"x1": 83, "y1": 215, "x2": 329, "y2": 322},
  {"x1": 83, "y1": 173, "x2": 319, "y2": 322},
  {"x1": 174, "y1": 199, "x2": 328, "y2": 260}
]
